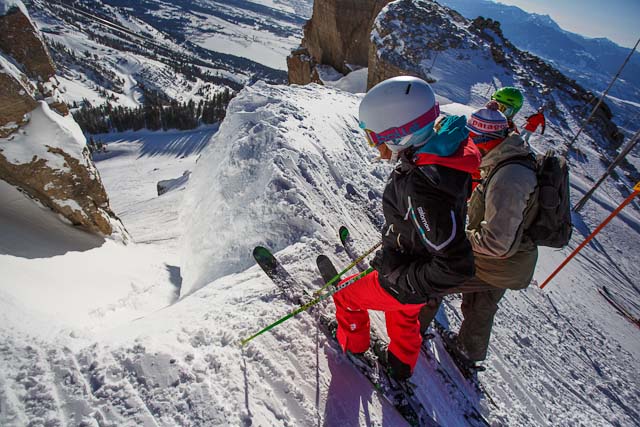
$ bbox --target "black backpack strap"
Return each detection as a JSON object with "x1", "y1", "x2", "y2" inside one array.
[{"x1": 482, "y1": 154, "x2": 536, "y2": 190}]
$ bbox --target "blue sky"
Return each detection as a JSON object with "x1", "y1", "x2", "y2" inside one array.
[{"x1": 495, "y1": 0, "x2": 639, "y2": 48}]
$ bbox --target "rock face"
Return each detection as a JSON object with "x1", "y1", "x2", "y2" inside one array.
[
  {"x1": 0, "y1": 2, "x2": 126, "y2": 240},
  {"x1": 368, "y1": 0, "x2": 470, "y2": 89},
  {"x1": 287, "y1": 47, "x2": 321, "y2": 85},
  {"x1": 288, "y1": 0, "x2": 390, "y2": 84},
  {"x1": 0, "y1": 6, "x2": 68, "y2": 125},
  {"x1": 0, "y1": 6, "x2": 56, "y2": 81},
  {"x1": 0, "y1": 68, "x2": 38, "y2": 137},
  {"x1": 0, "y1": 103, "x2": 125, "y2": 237}
]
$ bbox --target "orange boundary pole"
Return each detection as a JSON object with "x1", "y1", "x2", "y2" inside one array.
[{"x1": 540, "y1": 184, "x2": 640, "y2": 289}]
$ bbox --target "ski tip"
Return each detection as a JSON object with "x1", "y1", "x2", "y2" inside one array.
[
  {"x1": 253, "y1": 246, "x2": 276, "y2": 264},
  {"x1": 316, "y1": 254, "x2": 330, "y2": 263},
  {"x1": 339, "y1": 226, "x2": 349, "y2": 244},
  {"x1": 252, "y1": 245, "x2": 270, "y2": 256}
]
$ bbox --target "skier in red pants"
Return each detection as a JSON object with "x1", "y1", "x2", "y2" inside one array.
[
  {"x1": 521, "y1": 107, "x2": 546, "y2": 144},
  {"x1": 333, "y1": 76, "x2": 481, "y2": 381}
]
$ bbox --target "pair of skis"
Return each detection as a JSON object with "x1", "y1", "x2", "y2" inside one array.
[
  {"x1": 251, "y1": 226, "x2": 493, "y2": 426},
  {"x1": 252, "y1": 244, "x2": 436, "y2": 426},
  {"x1": 339, "y1": 226, "x2": 493, "y2": 422}
]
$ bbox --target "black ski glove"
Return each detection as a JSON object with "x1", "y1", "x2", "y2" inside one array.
[
  {"x1": 370, "y1": 249, "x2": 385, "y2": 272},
  {"x1": 371, "y1": 248, "x2": 404, "y2": 276},
  {"x1": 371, "y1": 249, "x2": 427, "y2": 304}
]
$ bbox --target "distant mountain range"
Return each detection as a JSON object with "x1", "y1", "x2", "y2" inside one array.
[
  {"x1": 27, "y1": 0, "x2": 312, "y2": 108},
  {"x1": 439, "y1": 0, "x2": 640, "y2": 129}
]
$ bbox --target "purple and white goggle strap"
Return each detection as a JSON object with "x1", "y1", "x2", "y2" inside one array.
[{"x1": 361, "y1": 103, "x2": 440, "y2": 147}]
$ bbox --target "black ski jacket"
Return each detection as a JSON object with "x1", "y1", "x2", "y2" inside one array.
[{"x1": 375, "y1": 156, "x2": 476, "y2": 304}]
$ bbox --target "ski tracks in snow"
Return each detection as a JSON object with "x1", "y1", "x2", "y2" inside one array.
[
  {"x1": 0, "y1": 333, "x2": 165, "y2": 427},
  {"x1": 0, "y1": 329, "x2": 257, "y2": 427},
  {"x1": 465, "y1": 287, "x2": 640, "y2": 426}
]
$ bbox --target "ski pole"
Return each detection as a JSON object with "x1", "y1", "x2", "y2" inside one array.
[
  {"x1": 313, "y1": 240, "x2": 381, "y2": 296},
  {"x1": 540, "y1": 181, "x2": 640, "y2": 289},
  {"x1": 240, "y1": 267, "x2": 374, "y2": 346}
]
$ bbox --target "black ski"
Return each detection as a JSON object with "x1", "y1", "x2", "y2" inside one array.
[
  {"x1": 419, "y1": 341, "x2": 490, "y2": 426},
  {"x1": 431, "y1": 321, "x2": 486, "y2": 379},
  {"x1": 339, "y1": 226, "x2": 370, "y2": 272},
  {"x1": 429, "y1": 321, "x2": 497, "y2": 410},
  {"x1": 599, "y1": 286, "x2": 640, "y2": 328},
  {"x1": 316, "y1": 254, "x2": 438, "y2": 427},
  {"x1": 432, "y1": 302, "x2": 498, "y2": 411},
  {"x1": 253, "y1": 246, "x2": 306, "y2": 303}
]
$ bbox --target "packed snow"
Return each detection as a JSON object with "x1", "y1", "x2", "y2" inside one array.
[
  {"x1": 0, "y1": 102, "x2": 86, "y2": 170},
  {"x1": 317, "y1": 66, "x2": 369, "y2": 94},
  {"x1": 1, "y1": 81, "x2": 639, "y2": 427},
  {"x1": 194, "y1": 15, "x2": 298, "y2": 71}
]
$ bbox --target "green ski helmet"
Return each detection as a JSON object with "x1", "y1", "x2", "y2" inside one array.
[{"x1": 491, "y1": 87, "x2": 523, "y2": 118}]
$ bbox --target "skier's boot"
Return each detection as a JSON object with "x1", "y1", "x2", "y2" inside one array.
[
  {"x1": 387, "y1": 350, "x2": 412, "y2": 382},
  {"x1": 368, "y1": 338, "x2": 412, "y2": 382},
  {"x1": 439, "y1": 330, "x2": 486, "y2": 375}
]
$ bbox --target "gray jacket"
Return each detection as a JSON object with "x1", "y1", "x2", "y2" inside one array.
[{"x1": 466, "y1": 135, "x2": 538, "y2": 289}]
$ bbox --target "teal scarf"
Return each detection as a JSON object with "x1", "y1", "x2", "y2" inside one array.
[{"x1": 415, "y1": 115, "x2": 469, "y2": 157}]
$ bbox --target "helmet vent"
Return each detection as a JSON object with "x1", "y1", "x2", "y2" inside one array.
[{"x1": 405, "y1": 84, "x2": 412, "y2": 95}]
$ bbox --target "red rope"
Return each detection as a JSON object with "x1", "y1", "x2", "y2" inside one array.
[{"x1": 540, "y1": 187, "x2": 640, "y2": 289}]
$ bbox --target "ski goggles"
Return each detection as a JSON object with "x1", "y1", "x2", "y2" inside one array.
[
  {"x1": 361, "y1": 103, "x2": 440, "y2": 148},
  {"x1": 495, "y1": 102, "x2": 516, "y2": 118}
]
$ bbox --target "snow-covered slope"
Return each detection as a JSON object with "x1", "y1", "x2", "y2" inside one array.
[
  {"x1": 182, "y1": 81, "x2": 640, "y2": 426},
  {"x1": 181, "y1": 82, "x2": 386, "y2": 295},
  {"x1": 26, "y1": 0, "x2": 312, "y2": 109},
  {"x1": 1, "y1": 81, "x2": 639, "y2": 426}
]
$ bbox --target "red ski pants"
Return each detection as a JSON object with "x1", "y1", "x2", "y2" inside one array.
[{"x1": 332, "y1": 270, "x2": 425, "y2": 369}]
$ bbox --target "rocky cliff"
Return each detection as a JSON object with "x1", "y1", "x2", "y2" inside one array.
[
  {"x1": 0, "y1": 2, "x2": 125, "y2": 239},
  {"x1": 0, "y1": 55, "x2": 38, "y2": 137},
  {"x1": 0, "y1": 4, "x2": 55, "y2": 81},
  {"x1": 288, "y1": 0, "x2": 390, "y2": 84},
  {"x1": 0, "y1": 5, "x2": 68, "y2": 132}
]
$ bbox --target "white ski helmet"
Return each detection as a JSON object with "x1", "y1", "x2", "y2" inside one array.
[{"x1": 359, "y1": 76, "x2": 439, "y2": 152}]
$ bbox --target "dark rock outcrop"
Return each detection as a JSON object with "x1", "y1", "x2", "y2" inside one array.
[
  {"x1": 0, "y1": 7, "x2": 69, "y2": 119},
  {"x1": 0, "y1": 6, "x2": 56, "y2": 81},
  {"x1": 0, "y1": 71, "x2": 38, "y2": 137},
  {"x1": 288, "y1": 0, "x2": 391, "y2": 84},
  {"x1": 0, "y1": 3, "x2": 126, "y2": 240},
  {"x1": 368, "y1": 0, "x2": 470, "y2": 89},
  {"x1": 0, "y1": 129, "x2": 118, "y2": 236},
  {"x1": 287, "y1": 47, "x2": 322, "y2": 85}
]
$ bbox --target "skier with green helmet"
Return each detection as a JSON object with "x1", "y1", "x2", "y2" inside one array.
[{"x1": 491, "y1": 87, "x2": 524, "y2": 133}]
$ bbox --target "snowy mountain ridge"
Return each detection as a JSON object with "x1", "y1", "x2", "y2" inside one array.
[
  {"x1": 438, "y1": 0, "x2": 640, "y2": 132},
  {"x1": 362, "y1": 0, "x2": 637, "y2": 188}
]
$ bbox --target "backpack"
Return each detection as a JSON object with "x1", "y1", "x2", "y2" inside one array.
[{"x1": 484, "y1": 149, "x2": 572, "y2": 248}]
